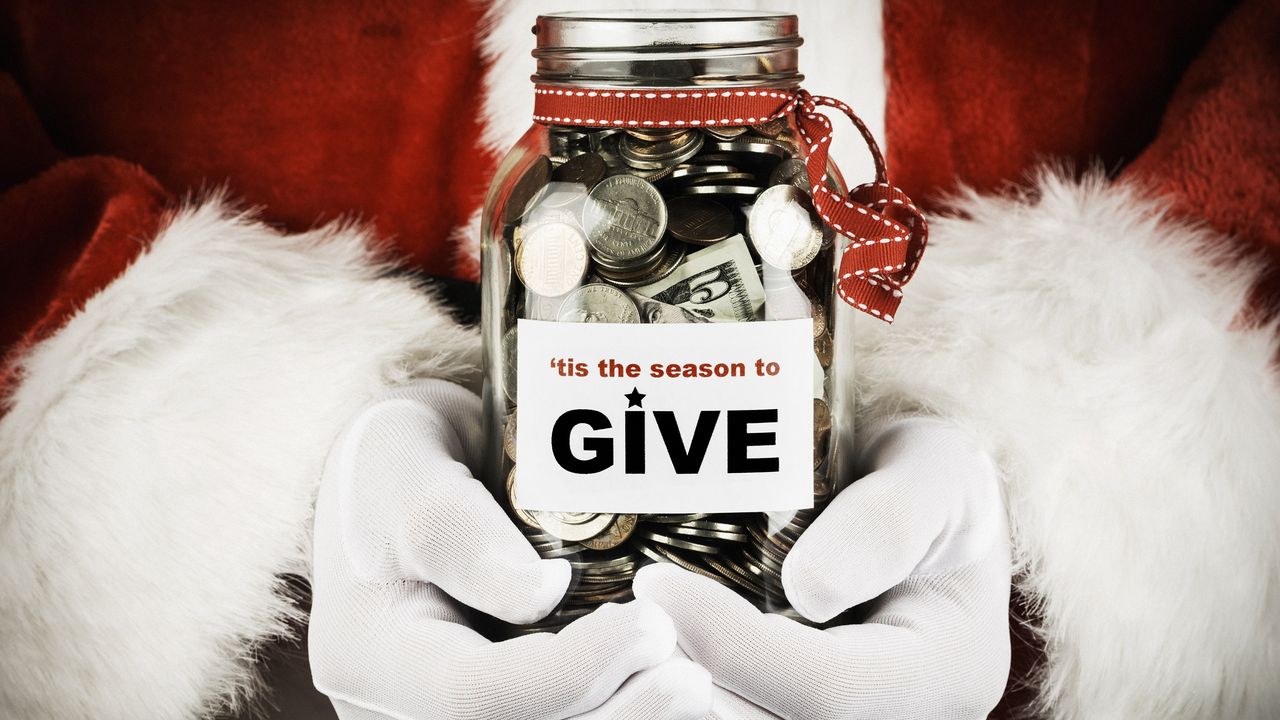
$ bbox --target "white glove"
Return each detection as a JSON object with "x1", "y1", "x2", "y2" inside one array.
[
  {"x1": 634, "y1": 417, "x2": 1011, "y2": 719},
  {"x1": 309, "y1": 380, "x2": 713, "y2": 720}
]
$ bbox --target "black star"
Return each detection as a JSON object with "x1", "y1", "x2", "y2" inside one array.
[{"x1": 624, "y1": 387, "x2": 646, "y2": 408}]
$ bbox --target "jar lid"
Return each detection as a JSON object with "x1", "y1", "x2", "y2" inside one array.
[{"x1": 533, "y1": 10, "x2": 803, "y2": 88}]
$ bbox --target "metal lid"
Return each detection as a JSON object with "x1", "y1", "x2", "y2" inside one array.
[{"x1": 533, "y1": 10, "x2": 803, "y2": 88}]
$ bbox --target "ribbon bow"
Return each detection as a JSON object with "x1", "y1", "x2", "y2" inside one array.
[{"x1": 532, "y1": 85, "x2": 928, "y2": 322}]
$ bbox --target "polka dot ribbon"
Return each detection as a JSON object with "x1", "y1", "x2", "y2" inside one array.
[{"x1": 533, "y1": 85, "x2": 929, "y2": 322}]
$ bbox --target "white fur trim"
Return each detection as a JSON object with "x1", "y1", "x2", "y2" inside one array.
[
  {"x1": 0, "y1": 200, "x2": 478, "y2": 719},
  {"x1": 854, "y1": 171, "x2": 1280, "y2": 719},
  {"x1": 473, "y1": 0, "x2": 887, "y2": 264}
]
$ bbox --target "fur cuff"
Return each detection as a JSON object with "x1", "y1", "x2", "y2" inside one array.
[
  {"x1": 854, "y1": 171, "x2": 1280, "y2": 719},
  {"x1": 0, "y1": 200, "x2": 478, "y2": 718}
]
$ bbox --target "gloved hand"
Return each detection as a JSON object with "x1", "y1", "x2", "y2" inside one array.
[
  {"x1": 309, "y1": 380, "x2": 713, "y2": 720},
  {"x1": 634, "y1": 417, "x2": 1011, "y2": 719}
]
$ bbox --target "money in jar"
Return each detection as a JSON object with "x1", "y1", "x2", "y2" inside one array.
[{"x1": 478, "y1": 10, "x2": 858, "y2": 638}]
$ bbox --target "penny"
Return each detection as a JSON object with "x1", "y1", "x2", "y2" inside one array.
[
  {"x1": 751, "y1": 117, "x2": 789, "y2": 137},
  {"x1": 748, "y1": 185, "x2": 824, "y2": 270},
  {"x1": 814, "y1": 331, "x2": 833, "y2": 368},
  {"x1": 625, "y1": 127, "x2": 686, "y2": 142},
  {"x1": 583, "y1": 175, "x2": 668, "y2": 263},
  {"x1": 813, "y1": 397, "x2": 832, "y2": 435},
  {"x1": 556, "y1": 283, "x2": 641, "y2": 323},
  {"x1": 552, "y1": 152, "x2": 607, "y2": 187},
  {"x1": 620, "y1": 131, "x2": 703, "y2": 170},
  {"x1": 502, "y1": 155, "x2": 552, "y2": 224},
  {"x1": 503, "y1": 409, "x2": 517, "y2": 460},
  {"x1": 506, "y1": 466, "x2": 541, "y2": 530},
  {"x1": 578, "y1": 514, "x2": 639, "y2": 550},
  {"x1": 516, "y1": 221, "x2": 589, "y2": 297},
  {"x1": 666, "y1": 197, "x2": 735, "y2": 245}
]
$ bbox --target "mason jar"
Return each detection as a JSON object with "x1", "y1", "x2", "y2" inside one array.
[{"x1": 479, "y1": 10, "x2": 856, "y2": 636}]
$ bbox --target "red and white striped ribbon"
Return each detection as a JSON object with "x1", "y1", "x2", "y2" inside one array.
[{"x1": 532, "y1": 85, "x2": 929, "y2": 322}]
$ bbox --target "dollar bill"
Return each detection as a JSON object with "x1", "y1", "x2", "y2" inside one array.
[
  {"x1": 631, "y1": 234, "x2": 765, "y2": 321},
  {"x1": 628, "y1": 292, "x2": 710, "y2": 323}
]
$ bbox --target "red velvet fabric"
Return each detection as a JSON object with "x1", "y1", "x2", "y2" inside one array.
[
  {"x1": 3, "y1": 0, "x2": 495, "y2": 278},
  {"x1": 882, "y1": 0, "x2": 1233, "y2": 200},
  {"x1": 1121, "y1": 0, "x2": 1280, "y2": 320}
]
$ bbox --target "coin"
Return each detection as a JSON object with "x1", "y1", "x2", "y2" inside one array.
[
  {"x1": 814, "y1": 331, "x2": 833, "y2": 368},
  {"x1": 813, "y1": 398, "x2": 831, "y2": 433},
  {"x1": 748, "y1": 185, "x2": 824, "y2": 270},
  {"x1": 709, "y1": 140, "x2": 789, "y2": 161},
  {"x1": 636, "y1": 528, "x2": 721, "y2": 554},
  {"x1": 506, "y1": 466, "x2": 541, "y2": 529},
  {"x1": 556, "y1": 283, "x2": 641, "y2": 323},
  {"x1": 768, "y1": 158, "x2": 810, "y2": 191},
  {"x1": 666, "y1": 197, "x2": 735, "y2": 245},
  {"x1": 751, "y1": 117, "x2": 789, "y2": 137},
  {"x1": 684, "y1": 172, "x2": 759, "y2": 187},
  {"x1": 503, "y1": 155, "x2": 552, "y2": 225},
  {"x1": 662, "y1": 164, "x2": 740, "y2": 185},
  {"x1": 626, "y1": 128, "x2": 686, "y2": 142},
  {"x1": 503, "y1": 409, "x2": 517, "y2": 460},
  {"x1": 501, "y1": 327, "x2": 518, "y2": 402},
  {"x1": 667, "y1": 524, "x2": 750, "y2": 543},
  {"x1": 620, "y1": 131, "x2": 703, "y2": 170},
  {"x1": 642, "y1": 513, "x2": 709, "y2": 524},
  {"x1": 525, "y1": 290, "x2": 565, "y2": 321},
  {"x1": 596, "y1": 242, "x2": 686, "y2": 289},
  {"x1": 516, "y1": 221, "x2": 589, "y2": 297},
  {"x1": 680, "y1": 184, "x2": 764, "y2": 199},
  {"x1": 704, "y1": 125, "x2": 749, "y2": 140},
  {"x1": 583, "y1": 175, "x2": 668, "y2": 263},
  {"x1": 578, "y1": 514, "x2": 639, "y2": 550},
  {"x1": 533, "y1": 511, "x2": 616, "y2": 542},
  {"x1": 552, "y1": 152, "x2": 607, "y2": 187}
]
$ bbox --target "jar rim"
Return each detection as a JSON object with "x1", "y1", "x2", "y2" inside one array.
[{"x1": 533, "y1": 10, "x2": 803, "y2": 88}]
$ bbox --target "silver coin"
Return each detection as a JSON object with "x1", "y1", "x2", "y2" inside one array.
[
  {"x1": 680, "y1": 184, "x2": 764, "y2": 199},
  {"x1": 501, "y1": 327, "x2": 518, "y2": 403},
  {"x1": 709, "y1": 140, "x2": 789, "y2": 161},
  {"x1": 516, "y1": 221, "x2": 589, "y2": 297},
  {"x1": 748, "y1": 185, "x2": 824, "y2": 270},
  {"x1": 664, "y1": 164, "x2": 740, "y2": 184},
  {"x1": 768, "y1": 158, "x2": 810, "y2": 191},
  {"x1": 525, "y1": 290, "x2": 565, "y2": 321},
  {"x1": 533, "y1": 511, "x2": 616, "y2": 542},
  {"x1": 556, "y1": 283, "x2": 641, "y2": 323},
  {"x1": 704, "y1": 125, "x2": 749, "y2": 140},
  {"x1": 583, "y1": 175, "x2": 667, "y2": 262},
  {"x1": 598, "y1": 243, "x2": 686, "y2": 289}
]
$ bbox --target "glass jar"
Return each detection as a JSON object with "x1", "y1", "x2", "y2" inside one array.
[{"x1": 479, "y1": 10, "x2": 855, "y2": 636}]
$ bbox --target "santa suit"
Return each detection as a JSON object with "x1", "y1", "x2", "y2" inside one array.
[{"x1": 0, "y1": 1, "x2": 1277, "y2": 718}]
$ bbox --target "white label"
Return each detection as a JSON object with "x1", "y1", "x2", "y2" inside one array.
[{"x1": 515, "y1": 318, "x2": 814, "y2": 513}]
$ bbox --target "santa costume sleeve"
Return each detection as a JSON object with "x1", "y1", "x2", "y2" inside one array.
[{"x1": 1, "y1": 1, "x2": 1278, "y2": 719}]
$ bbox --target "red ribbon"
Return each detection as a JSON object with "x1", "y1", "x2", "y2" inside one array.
[{"x1": 533, "y1": 85, "x2": 928, "y2": 322}]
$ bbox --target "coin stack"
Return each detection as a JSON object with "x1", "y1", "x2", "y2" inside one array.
[{"x1": 494, "y1": 117, "x2": 839, "y2": 634}]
